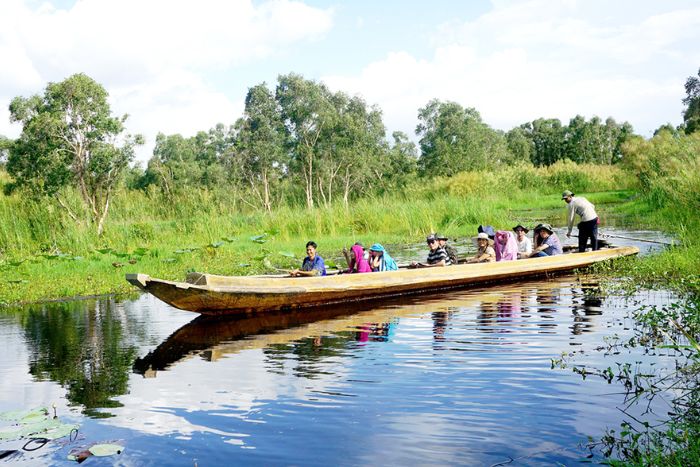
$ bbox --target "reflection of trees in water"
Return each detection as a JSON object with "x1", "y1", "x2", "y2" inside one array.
[
  {"x1": 20, "y1": 299, "x2": 138, "y2": 418},
  {"x1": 570, "y1": 281, "x2": 604, "y2": 335}
]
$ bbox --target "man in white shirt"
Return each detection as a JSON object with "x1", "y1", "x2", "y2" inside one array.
[
  {"x1": 512, "y1": 224, "x2": 532, "y2": 258},
  {"x1": 562, "y1": 190, "x2": 599, "y2": 252}
]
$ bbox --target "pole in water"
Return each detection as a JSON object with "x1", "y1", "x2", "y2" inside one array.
[{"x1": 571, "y1": 233, "x2": 673, "y2": 246}]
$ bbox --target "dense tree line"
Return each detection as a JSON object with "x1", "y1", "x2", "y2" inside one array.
[{"x1": 2, "y1": 67, "x2": 698, "y2": 233}]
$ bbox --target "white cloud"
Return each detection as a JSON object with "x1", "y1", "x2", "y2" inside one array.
[
  {"x1": 323, "y1": 0, "x2": 700, "y2": 139},
  {"x1": 0, "y1": 0, "x2": 333, "y2": 161}
]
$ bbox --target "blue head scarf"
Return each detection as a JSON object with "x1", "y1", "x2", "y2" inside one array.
[{"x1": 369, "y1": 243, "x2": 398, "y2": 271}]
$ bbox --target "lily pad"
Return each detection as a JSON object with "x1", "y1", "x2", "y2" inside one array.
[
  {"x1": 0, "y1": 407, "x2": 47, "y2": 422},
  {"x1": 7, "y1": 279, "x2": 29, "y2": 284},
  {"x1": 250, "y1": 234, "x2": 268, "y2": 243},
  {"x1": 0, "y1": 417, "x2": 62, "y2": 441},
  {"x1": 278, "y1": 251, "x2": 295, "y2": 258},
  {"x1": 95, "y1": 248, "x2": 114, "y2": 254},
  {"x1": 88, "y1": 443, "x2": 124, "y2": 457},
  {"x1": 209, "y1": 241, "x2": 224, "y2": 248},
  {"x1": 132, "y1": 247, "x2": 149, "y2": 257},
  {"x1": 162, "y1": 258, "x2": 177, "y2": 263}
]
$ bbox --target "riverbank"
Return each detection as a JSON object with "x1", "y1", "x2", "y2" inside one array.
[{"x1": 0, "y1": 188, "x2": 636, "y2": 306}]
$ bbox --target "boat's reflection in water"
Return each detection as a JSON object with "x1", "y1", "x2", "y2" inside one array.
[{"x1": 134, "y1": 275, "x2": 607, "y2": 377}]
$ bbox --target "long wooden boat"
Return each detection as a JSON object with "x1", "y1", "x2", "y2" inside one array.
[{"x1": 126, "y1": 246, "x2": 638, "y2": 315}]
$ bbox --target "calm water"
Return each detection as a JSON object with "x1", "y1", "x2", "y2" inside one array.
[{"x1": 0, "y1": 272, "x2": 680, "y2": 465}]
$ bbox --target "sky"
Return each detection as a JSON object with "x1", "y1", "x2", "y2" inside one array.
[{"x1": 1, "y1": 0, "x2": 699, "y2": 163}]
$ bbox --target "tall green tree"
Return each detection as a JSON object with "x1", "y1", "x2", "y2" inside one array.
[
  {"x1": 144, "y1": 125, "x2": 234, "y2": 199},
  {"x1": 682, "y1": 67, "x2": 700, "y2": 134},
  {"x1": 6, "y1": 73, "x2": 142, "y2": 235},
  {"x1": 276, "y1": 73, "x2": 334, "y2": 209},
  {"x1": 319, "y1": 93, "x2": 387, "y2": 207},
  {"x1": 379, "y1": 131, "x2": 418, "y2": 191},
  {"x1": 416, "y1": 99, "x2": 509, "y2": 176},
  {"x1": 505, "y1": 127, "x2": 533, "y2": 162},
  {"x1": 235, "y1": 83, "x2": 289, "y2": 212},
  {"x1": 520, "y1": 118, "x2": 566, "y2": 166}
]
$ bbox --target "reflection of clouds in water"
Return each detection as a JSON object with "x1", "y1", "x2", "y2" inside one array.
[
  {"x1": 110, "y1": 348, "x2": 351, "y2": 440},
  {"x1": 0, "y1": 322, "x2": 69, "y2": 414}
]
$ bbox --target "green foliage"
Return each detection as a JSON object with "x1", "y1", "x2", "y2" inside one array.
[
  {"x1": 429, "y1": 160, "x2": 634, "y2": 198},
  {"x1": 683, "y1": 67, "x2": 700, "y2": 135},
  {"x1": 143, "y1": 125, "x2": 234, "y2": 199},
  {"x1": 621, "y1": 130, "x2": 700, "y2": 217},
  {"x1": 6, "y1": 73, "x2": 142, "y2": 235},
  {"x1": 416, "y1": 99, "x2": 511, "y2": 176},
  {"x1": 518, "y1": 116, "x2": 634, "y2": 167},
  {"x1": 234, "y1": 83, "x2": 288, "y2": 211}
]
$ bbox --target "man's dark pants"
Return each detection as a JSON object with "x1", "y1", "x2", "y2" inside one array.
[{"x1": 578, "y1": 218, "x2": 599, "y2": 252}]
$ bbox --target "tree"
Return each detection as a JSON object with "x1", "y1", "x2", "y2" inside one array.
[
  {"x1": 276, "y1": 73, "x2": 334, "y2": 209},
  {"x1": 146, "y1": 132, "x2": 201, "y2": 199},
  {"x1": 520, "y1": 118, "x2": 566, "y2": 166},
  {"x1": 144, "y1": 124, "x2": 234, "y2": 199},
  {"x1": 380, "y1": 131, "x2": 418, "y2": 190},
  {"x1": 6, "y1": 73, "x2": 142, "y2": 235},
  {"x1": 416, "y1": 99, "x2": 509, "y2": 176},
  {"x1": 320, "y1": 93, "x2": 387, "y2": 207},
  {"x1": 235, "y1": 83, "x2": 288, "y2": 212},
  {"x1": 0, "y1": 135, "x2": 11, "y2": 166},
  {"x1": 505, "y1": 127, "x2": 533, "y2": 162},
  {"x1": 682, "y1": 67, "x2": 700, "y2": 134}
]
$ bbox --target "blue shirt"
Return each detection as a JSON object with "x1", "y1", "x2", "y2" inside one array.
[
  {"x1": 542, "y1": 234, "x2": 563, "y2": 256},
  {"x1": 301, "y1": 255, "x2": 327, "y2": 276}
]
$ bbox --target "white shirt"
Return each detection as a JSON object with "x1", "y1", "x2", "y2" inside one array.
[
  {"x1": 517, "y1": 236, "x2": 532, "y2": 254},
  {"x1": 567, "y1": 196, "x2": 598, "y2": 234}
]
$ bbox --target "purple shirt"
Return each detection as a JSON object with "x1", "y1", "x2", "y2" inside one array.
[{"x1": 542, "y1": 234, "x2": 563, "y2": 256}]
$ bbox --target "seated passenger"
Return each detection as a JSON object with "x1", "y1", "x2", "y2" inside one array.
[
  {"x1": 478, "y1": 225, "x2": 496, "y2": 241},
  {"x1": 290, "y1": 241, "x2": 327, "y2": 276},
  {"x1": 343, "y1": 243, "x2": 371, "y2": 273},
  {"x1": 466, "y1": 232, "x2": 496, "y2": 263},
  {"x1": 368, "y1": 243, "x2": 398, "y2": 271},
  {"x1": 513, "y1": 224, "x2": 532, "y2": 258},
  {"x1": 523, "y1": 224, "x2": 563, "y2": 258},
  {"x1": 494, "y1": 230, "x2": 518, "y2": 261},
  {"x1": 410, "y1": 234, "x2": 450, "y2": 268},
  {"x1": 437, "y1": 233, "x2": 458, "y2": 265}
]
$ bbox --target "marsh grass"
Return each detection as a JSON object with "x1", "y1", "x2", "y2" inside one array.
[{"x1": 0, "y1": 160, "x2": 669, "y2": 305}]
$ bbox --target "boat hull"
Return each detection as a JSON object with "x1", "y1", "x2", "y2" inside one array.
[{"x1": 126, "y1": 246, "x2": 638, "y2": 315}]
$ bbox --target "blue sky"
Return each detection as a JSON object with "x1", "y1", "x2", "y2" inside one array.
[{"x1": 2, "y1": 0, "x2": 699, "y2": 162}]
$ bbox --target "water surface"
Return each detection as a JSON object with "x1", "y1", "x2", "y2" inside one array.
[{"x1": 0, "y1": 273, "x2": 679, "y2": 465}]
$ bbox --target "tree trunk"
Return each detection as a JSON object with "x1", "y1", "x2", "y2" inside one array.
[
  {"x1": 262, "y1": 169, "x2": 271, "y2": 213},
  {"x1": 55, "y1": 196, "x2": 80, "y2": 223},
  {"x1": 306, "y1": 151, "x2": 314, "y2": 209},
  {"x1": 96, "y1": 194, "x2": 111, "y2": 237}
]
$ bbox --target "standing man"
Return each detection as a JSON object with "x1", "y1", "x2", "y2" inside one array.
[{"x1": 562, "y1": 190, "x2": 599, "y2": 252}]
